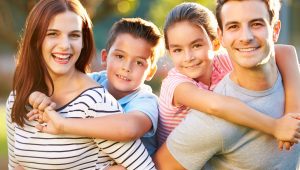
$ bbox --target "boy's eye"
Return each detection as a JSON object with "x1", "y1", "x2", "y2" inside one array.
[
  {"x1": 115, "y1": 55, "x2": 123, "y2": 59},
  {"x1": 172, "y1": 48, "x2": 182, "y2": 53}
]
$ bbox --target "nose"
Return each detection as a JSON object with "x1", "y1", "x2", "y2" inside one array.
[
  {"x1": 122, "y1": 60, "x2": 131, "y2": 72},
  {"x1": 58, "y1": 35, "x2": 71, "y2": 50},
  {"x1": 184, "y1": 49, "x2": 195, "y2": 62},
  {"x1": 239, "y1": 26, "x2": 254, "y2": 43}
]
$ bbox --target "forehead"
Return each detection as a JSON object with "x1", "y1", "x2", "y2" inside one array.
[
  {"x1": 221, "y1": 0, "x2": 270, "y2": 25},
  {"x1": 48, "y1": 11, "x2": 82, "y2": 30},
  {"x1": 111, "y1": 33, "x2": 153, "y2": 59},
  {"x1": 167, "y1": 21, "x2": 209, "y2": 45}
]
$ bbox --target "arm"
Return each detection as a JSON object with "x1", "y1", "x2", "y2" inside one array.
[
  {"x1": 28, "y1": 91, "x2": 153, "y2": 141},
  {"x1": 153, "y1": 143, "x2": 185, "y2": 170},
  {"x1": 274, "y1": 44, "x2": 300, "y2": 113},
  {"x1": 50, "y1": 111, "x2": 152, "y2": 141},
  {"x1": 174, "y1": 82, "x2": 300, "y2": 142}
]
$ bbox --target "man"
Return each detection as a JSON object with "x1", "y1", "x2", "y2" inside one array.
[{"x1": 154, "y1": 0, "x2": 300, "y2": 169}]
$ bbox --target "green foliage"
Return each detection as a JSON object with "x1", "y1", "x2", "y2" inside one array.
[
  {"x1": 148, "y1": 0, "x2": 216, "y2": 28},
  {"x1": 0, "y1": 105, "x2": 7, "y2": 156}
]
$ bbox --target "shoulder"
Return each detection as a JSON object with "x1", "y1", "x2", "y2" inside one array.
[{"x1": 87, "y1": 70, "x2": 107, "y2": 84}]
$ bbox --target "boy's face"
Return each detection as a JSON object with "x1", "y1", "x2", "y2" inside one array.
[
  {"x1": 218, "y1": 0, "x2": 280, "y2": 70},
  {"x1": 103, "y1": 33, "x2": 156, "y2": 98}
]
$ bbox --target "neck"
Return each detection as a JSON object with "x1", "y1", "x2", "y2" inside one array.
[
  {"x1": 46, "y1": 70, "x2": 84, "y2": 106},
  {"x1": 230, "y1": 57, "x2": 278, "y2": 91}
]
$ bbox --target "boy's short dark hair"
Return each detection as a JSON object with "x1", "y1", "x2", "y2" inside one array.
[
  {"x1": 106, "y1": 18, "x2": 164, "y2": 66},
  {"x1": 216, "y1": 0, "x2": 281, "y2": 31}
]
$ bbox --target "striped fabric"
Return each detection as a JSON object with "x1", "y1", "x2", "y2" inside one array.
[
  {"x1": 157, "y1": 53, "x2": 233, "y2": 146},
  {"x1": 6, "y1": 87, "x2": 155, "y2": 170}
]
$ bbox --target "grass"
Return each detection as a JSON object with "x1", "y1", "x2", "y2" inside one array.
[{"x1": 0, "y1": 104, "x2": 8, "y2": 156}]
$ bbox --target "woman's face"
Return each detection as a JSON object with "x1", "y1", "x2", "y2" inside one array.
[{"x1": 41, "y1": 11, "x2": 83, "y2": 78}]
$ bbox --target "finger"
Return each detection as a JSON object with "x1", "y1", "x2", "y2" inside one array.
[
  {"x1": 32, "y1": 93, "x2": 46, "y2": 109},
  {"x1": 29, "y1": 91, "x2": 41, "y2": 105},
  {"x1": 284, "y1": 142, "x2": 292, "y2": 150},
  {"x1": 38, "y1": 97, "x2": 52, "y2": 111},
  {"x1": 35, "y1": 124, "x2": 44, "y2": 132},
  {"x1": 49, "y1": 102, "x2": 56, "y2": 109},
  {"x1": 278, "y1": 140, "x2": 284, "y2": 151},
  {"x1": 27, "y1": 110, "x2": 39, "y2": 120}
]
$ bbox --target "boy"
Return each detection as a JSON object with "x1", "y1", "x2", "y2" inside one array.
[{"x1": 28, "y1": 18, "x2": 164, "y2": 156}]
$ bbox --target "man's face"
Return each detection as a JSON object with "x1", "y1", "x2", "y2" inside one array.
[{"x1": 218, "y1": 0, "x2": 280, "y2": 70}]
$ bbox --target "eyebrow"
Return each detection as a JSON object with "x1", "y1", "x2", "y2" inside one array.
[
  {"x1": 113, "y1": 49, "x2": 150, "y2": 60},
  {"x1": 224, "y1": 18, "x2": 266, "y2": 27},
  {"x1": 169, "y1": 38, "x2": 204, "y2": 48},
  {"x1": 47, "y1": 29, "x2": 82, "y2": 33}
]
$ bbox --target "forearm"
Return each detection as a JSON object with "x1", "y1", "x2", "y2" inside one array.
[
  {"x1": 62, "y1": 112, "x2": 149, "y2": 141},
  {"x1": 275, "y1": 44, "x2": 300, "y2": 113},
  {"x1": 208, "y1": 96, "x2": 276, "y2": 135}
]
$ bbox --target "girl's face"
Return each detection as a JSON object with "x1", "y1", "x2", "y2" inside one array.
[
  {"x1": 167, "y1": 21, "x2": 214, "y2": 82},
  {"x1": 42, "y1": 11, "x2": 83, "y2": 78}
]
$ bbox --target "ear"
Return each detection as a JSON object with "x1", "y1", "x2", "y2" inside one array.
[
  {"x1": 101, "y1": 49, "x2": 108, "y2": 68},
  {"x1": 146, "y1": 65, "x2": 157, "y2": 81},
  {"x1": 272, "y1": 20, "x2": 281, "y2": 42},
  {"x1": 217, "y1": 27, "x2": 224, "y2": 47},
  {"x1": 212, "y1": 39, "x2": 221, "y2": 51}
]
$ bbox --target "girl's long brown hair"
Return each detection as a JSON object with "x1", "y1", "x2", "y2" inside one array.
[{"x1": 12, "y1": 0, "x2": 96, "y2": 126}]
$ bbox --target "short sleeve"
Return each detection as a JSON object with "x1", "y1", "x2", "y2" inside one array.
[
  {"x1": 124, "y1": 93, "x2": 159, "y2": 137},
  {"x1": 166, "y1": 109, "x2": 222, "y2": 170}
]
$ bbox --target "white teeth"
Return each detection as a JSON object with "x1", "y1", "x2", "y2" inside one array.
[
  {"x1": 52, "y1": 54, "x2": 71, "y2": 61},
  {"x1": 238, "y1": 48, "x2": 257, "y2": 52},
  {"x1": 53, "y1": 54, "x2": 71, "y2": 58},
  {"x1": 117, "y1": 74, "x2": 129, "y2": 81}
]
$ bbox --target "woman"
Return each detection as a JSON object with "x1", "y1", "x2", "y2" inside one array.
[{"x1": 6, "y1": 0, "x2": 154, "y2": 169}]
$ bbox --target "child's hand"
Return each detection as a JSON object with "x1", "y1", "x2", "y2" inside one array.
[
  {"x1": 34, "y1": 105, "x2": 65, "y2": 135},
  {"x1": 29, "y1": 91, "x2": 52, "y2": 111},
  {"x1": 278, "y1": 140, "x2": 295, "y2": 151},
  {"x1": 273, "y1": 113, "x2": 300, "y2": 142}
]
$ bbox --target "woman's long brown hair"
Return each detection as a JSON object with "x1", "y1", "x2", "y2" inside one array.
[{"x1": 12, "y1": 0, "x2": 96, "y2": 126}]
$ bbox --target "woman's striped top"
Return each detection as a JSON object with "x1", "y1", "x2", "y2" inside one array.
[{"x1": 6, "y1": 87, "x2": 155, "y2": 170}]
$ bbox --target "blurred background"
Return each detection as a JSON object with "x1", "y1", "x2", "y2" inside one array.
[{"x1": 0, "y1": 0, "x2": 299, "y2": 168}]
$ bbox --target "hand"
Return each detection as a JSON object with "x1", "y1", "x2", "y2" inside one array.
[
  {"x1": 273, "y1": 113, "x2": 300, "y2": 142},
  {"x1": 278, "y1": 140, "x2": 295, "y2": 151},
  {"x1": 28, "y1": 104, "x2": 65, "y2": 135},
  {"x1": 29, "y1": 91, "x2": 52, "y2": 111}
]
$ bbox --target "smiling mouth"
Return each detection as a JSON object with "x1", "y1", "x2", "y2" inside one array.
[
  {"x1": 116, "y1": 74, "x2": 130, "y2": 81},
  {"x1": 236, "y1": 47, "x2": 259, "y2": 52},
  {"x1": 52, "y1": 54, "x2": 72, "y2": 63},
  {"x1": 184, "y1": 62, "x2": 201, "y2": 69}
]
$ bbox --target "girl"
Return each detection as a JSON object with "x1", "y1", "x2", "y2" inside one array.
[
  {"x1": 157, "y1": 2, "x2": 300, "y2": 150},
  {"x1": 6, "y1": 0, "x2": 154, "y2": 169}
]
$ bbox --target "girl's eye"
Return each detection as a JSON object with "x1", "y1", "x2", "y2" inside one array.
[
  {"x1": 192, "y1": 44, "x2": 201, "y2": 49},
  {"x1": 137, "y1": 61, "x2": 144, "y2": 66}
]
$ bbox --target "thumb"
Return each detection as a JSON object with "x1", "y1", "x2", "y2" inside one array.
[{"x1": 35, "y1": 124, "x2": 44, "y2": 132}]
